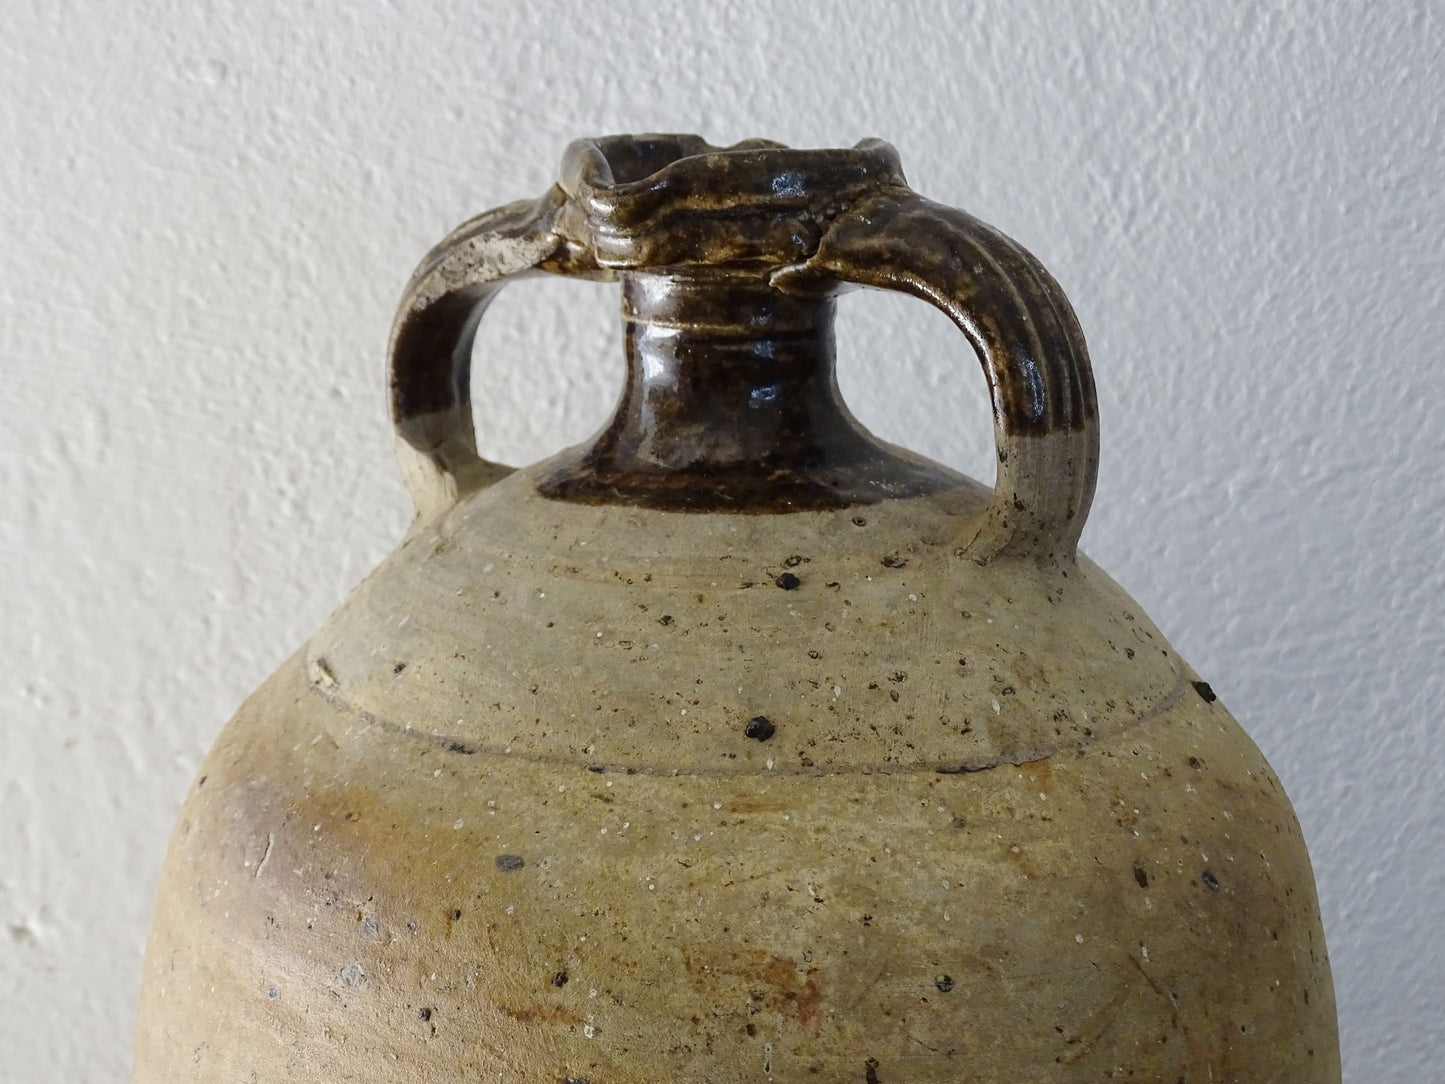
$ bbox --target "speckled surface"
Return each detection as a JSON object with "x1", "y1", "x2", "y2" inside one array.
[
  {"x1": 1, "y1": 2, "x2": 1440, "y2": 1080},
  {"x1": 135, "y1": 471, "x2": 1338, "y2": 1079}
]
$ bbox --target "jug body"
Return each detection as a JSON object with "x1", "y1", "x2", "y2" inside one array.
[{"x1": 135, "y1": 135, "x2": 1339, "y2": 1082}]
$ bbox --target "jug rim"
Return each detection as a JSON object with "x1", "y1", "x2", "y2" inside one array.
[{"x1": 556, "y1": 133, "x2": 907, "y2": 270}]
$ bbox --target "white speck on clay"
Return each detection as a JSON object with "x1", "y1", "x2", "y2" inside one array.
[{"x1": 340, "y1": 962, "x2": 367, "y2": 989}]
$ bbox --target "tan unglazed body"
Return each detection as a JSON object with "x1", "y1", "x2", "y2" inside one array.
[{"x1": 135, "y1": 135, "x2": 1339, "y2": 1081}]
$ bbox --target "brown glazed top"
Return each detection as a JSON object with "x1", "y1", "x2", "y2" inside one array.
[
  {"x1": 388, "y1": 135, "x2": 1097, "y2": 557},
  {"x1": 538, "y1": 136, "x2": 963, "y2": 510}
]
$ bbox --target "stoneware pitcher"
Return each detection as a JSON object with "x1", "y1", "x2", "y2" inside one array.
[{"x1": 135, "y1": 134, "x2": 1340, "y2": 1081}]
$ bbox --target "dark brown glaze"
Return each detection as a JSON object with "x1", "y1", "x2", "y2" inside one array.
[
  {"x1": 536, "y1": 269, "x2": 966, "y2": 511},
  {"x1": 388, "y1": 134, "x2": 1097, "y2": 559}
]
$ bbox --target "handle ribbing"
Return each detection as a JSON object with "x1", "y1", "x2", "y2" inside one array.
[{"x1": 780, "y1": 190, "x2": 1099, "y2": 563}]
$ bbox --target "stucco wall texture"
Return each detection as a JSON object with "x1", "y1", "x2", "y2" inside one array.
[{"x1": 1, "y1": 1, "x2": 1438, "y2": 1079}]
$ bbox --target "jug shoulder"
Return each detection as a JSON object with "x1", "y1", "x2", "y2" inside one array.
[{"x1": 307, "y1": 467, "x2": 1190, "y2": 776}]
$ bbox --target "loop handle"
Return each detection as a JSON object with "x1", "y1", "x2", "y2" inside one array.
[
  {"x1": 781, "y1": 190, "x2": 1099, "y2": 563},
  {"x1": 387, "y1": 186, "x2": 604, "y2": 521}
]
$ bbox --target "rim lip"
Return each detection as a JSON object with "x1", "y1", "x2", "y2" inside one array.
[{"x1": 559, "y1": 133, "x2": 906, "y2": 229}]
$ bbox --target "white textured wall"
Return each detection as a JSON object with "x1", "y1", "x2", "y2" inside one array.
[{"x1": 2, "y1": 1, "x2": 1439, "y2": 1078}]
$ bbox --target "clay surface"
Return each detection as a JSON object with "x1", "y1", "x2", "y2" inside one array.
[{"x1": 136, "y1": 471, "x2": 1338, "y2": 1081}]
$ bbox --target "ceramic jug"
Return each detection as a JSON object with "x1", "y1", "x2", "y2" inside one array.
[{"x1": 135, "y1": 135, "x2": 1340, "y2": 1082}]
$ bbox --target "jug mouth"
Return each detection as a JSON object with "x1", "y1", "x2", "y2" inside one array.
[{"x1": 556, "y1": 133, "x2": 906, "y2": 271}]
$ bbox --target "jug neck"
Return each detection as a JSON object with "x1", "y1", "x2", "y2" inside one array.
[
  {"x1": 616, "y1": 270, "x2": 843, "y2": 468},
  {"x1": 536, "y1": 270, "x2": 962, "y2": 511}
]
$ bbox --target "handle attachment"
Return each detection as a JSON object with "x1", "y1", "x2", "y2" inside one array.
[
  {"x1": 776, "y1": 190, "x2": 1099, "y2": 564},
  {"x1": 388, "y1": 186, "x2": 605, "y2": 521}
]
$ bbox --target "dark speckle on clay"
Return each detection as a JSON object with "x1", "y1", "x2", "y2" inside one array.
[
  {"x1": 775, "y1": 572, "x2": 801, "y2": 590},
  {"x1": 744, "y1": 716, "x2": 777, "y2": 741},
  {"x1": 495, "y1": 854, "x2": 525, "y2": 872}
]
